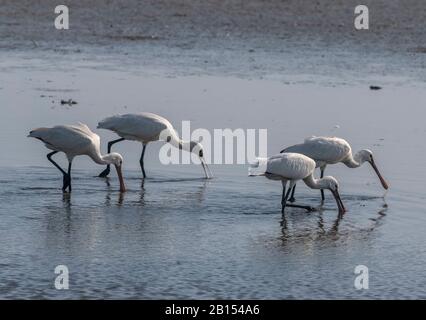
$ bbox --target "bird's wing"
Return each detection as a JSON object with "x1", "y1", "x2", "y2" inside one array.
[
  {"x1": 75, "y1": 122, "x2": 102, "y2": 152},
  {"x1": 28, "y1": 127, "x2": 58, "y2": 150},
  {"x1": 97, "y1": 113, "x2": 170, "y2": 141},
  {"x1": 267, "y1": 153, "x2": 315, "y2": 180},
  {"x1": 74, "y1": 122, "x2": 94, "y2": 137},
  {"x1": 29, "y1": 125, "x2": 94, "y2": 155},
  {"x1": 281, "y1": 136, "x2": 350, "y2": 163}
]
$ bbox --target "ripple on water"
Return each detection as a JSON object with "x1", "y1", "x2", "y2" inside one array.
[{"x1": 0, "y1": 166, "x2": 425, "y2": 298}]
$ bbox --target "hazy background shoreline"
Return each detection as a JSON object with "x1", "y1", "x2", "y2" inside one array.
[
  {"x1": 0, "y1": 1, "x2": 425, "y2": 299},
  {"x1": 1, "y1": 0, "x2": 425, "y2": 84}
]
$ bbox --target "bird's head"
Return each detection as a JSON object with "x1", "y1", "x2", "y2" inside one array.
[
  {"x1": 106, "y1": 152, "x2": 123, "y2": 167},
  {"x1": 190, "y1": 141, "x2": 204, "y2": 158},
  {"x1": 321, "y1": 176, "x2": 339, "y2": 192},
  {"x1": 190, "y1": 141, "x2": 212, "y2": 179},
  {"x1": 321, "y1": 176, "x2": 346, "y2": 214},
  {"x1": 357, "y1": 149, "x2": 373, "y2": 164},
  {"x1": 357, "y1": 149, "x2": 388, "y2": 190},
  {"x1": 105, "y1": 152, "x2": 126, "y2": 192}
]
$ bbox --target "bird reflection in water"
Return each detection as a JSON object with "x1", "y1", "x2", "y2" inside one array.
[
  {"x1": 62, "y1": 192, "x2": 72, "y2": 209},
  {"x1": 280, "y1": 200, "x2": 388, "y2": 243},
  {"x1": 102, "y1": 176, "x2": 208, "y2": 207},
  {"x1": 103, "y1": 177, "x2": 126, "y2": 206},
  {"x1": 138, "y1": 178, "x2": 146, "y2": 206}
]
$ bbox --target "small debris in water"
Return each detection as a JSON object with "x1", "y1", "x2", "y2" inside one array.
[
  {"x1": 109, "y1": 35, "x2": 161, "y2": 41},
  {"x1": 369, "y1": 85, "x2": 382, "y2": 90},
  {"x1": 411, "y1": 47, "x2": 426, "y2": 53},
  {"x1": 61, "y1": 99, "x2": 77, "y2": 106}
]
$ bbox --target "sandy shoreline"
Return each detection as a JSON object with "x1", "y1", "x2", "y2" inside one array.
[{"x1": 1, "y1": 0, "x2": 425, "y2": 83}]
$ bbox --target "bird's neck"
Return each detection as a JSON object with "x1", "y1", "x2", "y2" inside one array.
[
  {"x1": 179, "y1": 140, "x2": 193, "y2": 152},
  {"x1": 170, "y1": 138, "x2": 188, "y2": 150},
  {"x1": 90, "y1": 150, "x2": 114, "y2": 165},
  {"x1": 167, "y1": 129, "x2": 191, "y2": 152},
  {"x1": 342, "y1": 152, "x2": 363, "y2": 168},
  {"x1": 303, "y1": 174, "x2": 326, "y2": 190}
]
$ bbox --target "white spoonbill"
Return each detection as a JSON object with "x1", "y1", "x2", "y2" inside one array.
[
  {"x1": 96, "y1": 113, "x2": 212, "y2": 179},
  {"x1": 280, "y1": 136, "x2": 388, "y2": 202},
  {"x1": 249, "y1": 153, "x2": 346, "y2": 214},
  {"x1": 28, "y1": 123, "x2": 126, "y2": 192}
]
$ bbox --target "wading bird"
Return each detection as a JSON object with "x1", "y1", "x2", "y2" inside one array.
[
  {"x1": 96, "y1": 113, "x2": 212, "y2": 179},
  {"x1": 280, "y1": 136, "x2": 388, "y2": 202},
  {"x1": 28, "y1": 123, "x2": 126, "y2": 192},
  {"x1": 249, "y1": 153, "x2": 346, "y2": 214}
]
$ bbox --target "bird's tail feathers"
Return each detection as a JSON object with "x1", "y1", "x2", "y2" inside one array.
[
  {"x1": 27, "y1": 127, "x2": 48, "y2": 138},
  {"x1": 97, "y1": 115, "x2": 119, "y2": 129},
  {"x1": 248, "y1": 157, "x2": 268, "y2": 176}
]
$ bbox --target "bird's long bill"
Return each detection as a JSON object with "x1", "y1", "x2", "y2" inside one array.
[
  {"x1": 114, "y1": 164, "x2": 126, "y2": 192},
  {"x1": 200, "y1": 157, "x2": 213, "y2": 179},
  {"x1": 370, "y1": 160, "x2": 389, "y2": 190},
  {"x1": 331, "y1": 189, "x2": 346, "y2": 214}
]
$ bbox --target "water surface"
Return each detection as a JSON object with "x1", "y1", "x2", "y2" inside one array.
[{"x1": 0, "y1": 58, "x2": 425, "y2": 299}]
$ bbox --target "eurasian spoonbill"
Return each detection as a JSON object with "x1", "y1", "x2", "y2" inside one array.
[
  {"x1": 249, "y1": 153, "x2": 346, "y2": 214},
  {"x1": 28, "y1": 123, "x2": 126, "y2": 192},
  {"x1": 280, "y1": 136, "x2": 388, "y2": 202},
  {"x1": 96, "y1": 113, "x2": 212, "y2": 179}
]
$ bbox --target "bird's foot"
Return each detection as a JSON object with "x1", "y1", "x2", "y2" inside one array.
[
  {"x1": 62, "y1": 174, "x2": 71, "y2": 192},
  {"x1": 98, "y1": 168, "x2": 110, "y2": 178},
  {"x1": 286, "y1": 204, "x2": 316, "y2": 212},
  {"x1": 289, "y1": 197, "x2": 296, "y2": 203}
]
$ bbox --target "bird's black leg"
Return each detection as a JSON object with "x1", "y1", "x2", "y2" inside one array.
[
  {"x1": 47, "y1": 151, "x2": 65, "y2": 174},
  {"x1": 281, "y1": 182, "x2": 315, "y2": 213},
  {"x1": 47, "y1": 151, "x2": 68, "y2": 191},
  {"x1": 281, "y1": 182, "x2": 293, "y2": 213},
  {"x1": 289, "y1": 184, "x2": 296, "y2": 203},
  {"x1": 98, "y1": 138, "x2": 125, "y2": 177},
  {"x1": 140, "y1": 143, "x2": 147, "y2": 178},
  {"x1": 281, "y1": 184, "x2": 286, "y2": 213},
  {"x1": 66, "y1": 161, "x2": 72, "y2": 192},
  {"x1": 320, "y1": 167, "x2": 325, "y2": 201}
]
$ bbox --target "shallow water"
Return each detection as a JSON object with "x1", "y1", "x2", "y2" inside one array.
[
  {"x1": 1, "y1": 57, "x2": 426, "y2": 299},
  {"x1": 0, "y1": 164, "x2": 425, "y2": 299}
]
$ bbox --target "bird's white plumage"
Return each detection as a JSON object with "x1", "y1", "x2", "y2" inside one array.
[
  {"x1": 282, "y1": 136, "x2": 351, "y2": 166},
  {"x1": 266, "y1": 153, "x2": 316, "y2": 180},
  {"x1": 249, "y1": 152, "x2": 346, "y2": 213},
  {"x1": 250, "y1": 153, "x2": 316, "y2": 181},
  {"x1": 29, "y1": 123, "x2": 126, "y2": 192},
  {"x1": 96, "y1": 112, "x2": 212, "y2": 179},
  {"x1": 280, "y1": 135, "x2": 388, "y2": 200},
  {"x1": 97, "y1": 113, "x2": 175, "y2": 143},
  {"x1": 28, "y1": 123, "x2": 101, "y2": 160}
]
